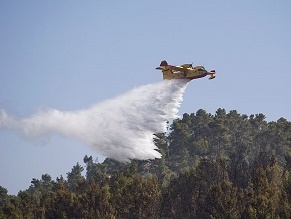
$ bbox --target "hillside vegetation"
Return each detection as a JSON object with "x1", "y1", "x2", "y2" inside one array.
[{"x1": 1, "y1": 108, "x2": 291, "y2": 219}]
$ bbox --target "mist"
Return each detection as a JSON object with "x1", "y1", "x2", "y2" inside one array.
[{"x1": 0, "y1": 79, "x2": 189, "y2": 161}]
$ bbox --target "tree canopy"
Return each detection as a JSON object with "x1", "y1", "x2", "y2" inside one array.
[{"x1": 1, "y1": 108, "x2": 291, "y2": 219}]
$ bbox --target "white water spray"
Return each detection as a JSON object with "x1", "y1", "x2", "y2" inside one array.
[{"x1": 0, "y1": 80, "x2": 189, "y2": 161}]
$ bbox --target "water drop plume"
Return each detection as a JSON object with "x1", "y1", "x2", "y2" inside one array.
[{"x1": 0, "y1": 79, "x2": 189, "y2": 161}]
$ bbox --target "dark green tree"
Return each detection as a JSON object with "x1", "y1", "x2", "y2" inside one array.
[{"x1": 66, "y1": 162, "x2": 85, "y2": 193}]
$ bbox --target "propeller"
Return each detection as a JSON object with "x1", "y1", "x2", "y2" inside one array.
[{"x1": 189, "y1": 62, "x2": 194, "y2": 68}]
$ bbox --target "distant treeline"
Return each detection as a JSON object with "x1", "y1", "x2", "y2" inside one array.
[{"x1": 1, "y1": 108, "x2": 291, "y2": 219}]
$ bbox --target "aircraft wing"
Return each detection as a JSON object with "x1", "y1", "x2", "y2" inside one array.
[{"x1": 168, "y1": 65, "x2": 187, "y2": 72}]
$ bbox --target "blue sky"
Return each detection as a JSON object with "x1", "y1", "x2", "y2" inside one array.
[{"x1": 0, "y1": 1, "x2": 290, "y2": 194}]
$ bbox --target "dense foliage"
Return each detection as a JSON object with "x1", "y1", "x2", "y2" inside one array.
[{"x1": 1, "y1": 108, "x2": 291, "y2": 219}]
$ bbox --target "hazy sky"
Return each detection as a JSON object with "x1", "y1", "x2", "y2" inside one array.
[{"x1": 0, "y1": 1, "x2": 290, "y2": 194}]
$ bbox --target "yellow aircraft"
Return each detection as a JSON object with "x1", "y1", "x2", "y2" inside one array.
[{"x1": 156, "y1": 60, "x2": 216, "y2": 80}]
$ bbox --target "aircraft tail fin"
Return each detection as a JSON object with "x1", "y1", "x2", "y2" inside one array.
[
  {"x1": 160, "y1": 60, "x2": 168, "y2": 67},
  {"x1": 156, "y1": 60, "x2": 172, "y2": 80}
]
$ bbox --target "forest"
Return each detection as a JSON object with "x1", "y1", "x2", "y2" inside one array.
[{"x1": 1, "y1": 108, "x2": 291, "y2": 219}]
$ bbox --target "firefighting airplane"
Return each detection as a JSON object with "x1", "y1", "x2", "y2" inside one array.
[{"x1": 156, "y1": 60, "x2": 216, "y2": 80}]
